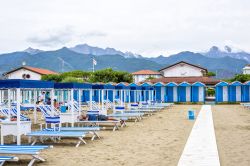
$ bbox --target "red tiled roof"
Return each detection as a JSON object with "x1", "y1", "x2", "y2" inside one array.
[
  {"x1": 24, "y1": 66, "x2": 58, "y2": 75},
  {"x1": 132, "y1": 70, "x2": 161, "y2": 75},
  {"x1": 4, "y1": 66, "x2": 58, "y2": 75},
  {"x1": 148, "y1": 76, "x2": 220, "y2": 85}
]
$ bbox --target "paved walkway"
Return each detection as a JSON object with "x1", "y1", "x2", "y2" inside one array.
[{"x1": 178, "y1": 105, "x2": 220, "y2": 166}]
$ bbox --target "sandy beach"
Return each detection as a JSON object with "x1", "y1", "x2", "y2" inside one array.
[
  {"x1": 5, "y1": 104, "x2": 250, "y2": 166},
  {"x1": 7, "y1": 105, "x2": 200, "y2": 166},
  {"x1": 212, "y1": 105, "x2": 250, "y2": 166}
]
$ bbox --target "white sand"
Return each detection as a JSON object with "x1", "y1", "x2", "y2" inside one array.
[
  {"x1": 212, "y1": 105, "x2": 250, "y2": 166},
  {"x1": 7, "y1": 105, "x2": 200, "y2": 166}
]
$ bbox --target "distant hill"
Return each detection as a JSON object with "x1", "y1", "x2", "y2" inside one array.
[
  {"x1": 147, "y1": 51, "x2": 247, "y2": 78},
  {"x1": 0, "y1": 44, "x2": 248, "y2": 79},
  {"x1": 202, "y1": 46, "x2": 250, "y2": 62},
  {"x1": 0, "y1": 47, "x2": 161, "y2": 75}
]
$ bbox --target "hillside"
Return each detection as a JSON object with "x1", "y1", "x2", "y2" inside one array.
[{"x1": 0, "y1": 44, "x2": 248, "y2": 79}]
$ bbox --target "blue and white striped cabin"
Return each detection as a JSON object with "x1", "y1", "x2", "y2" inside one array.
[
  {"x1": 178, "y1": 82, "x2": 191, "y2": 102},
  {"x1": 165, "y1": 82, "x2": 178, "y2": 102},
  {"x1": 228, "y1": 81, "x2": 242, "y2": 102},
  {"x1": 242, "y1": 81, "x2": 250, "y2": 102},
  {"x1": 141, "y1": 82, "x2": 153, "y2": 101},
  {"x1": 215, "y1": 81, "x2": 229, "y2": 102},
  {"x1": 191, "y1": 82, "x2": 205, "y2": 102},
  {"x1": 154, "y1": 82, "x2": 165, "y2": 102},
  {"x1": 129, "y1": 83, "x2": 142, "y2": 103}
]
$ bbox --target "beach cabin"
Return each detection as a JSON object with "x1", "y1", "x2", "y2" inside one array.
[
  {"x1": 215, "y1": 81, "x2": 229, "y2": 103},
  {"x1": 114, "y1": 83, "x2": 130, "y2": 106},
  {"x1": 141, "y1": 82, "x2": 154, "y2": 102},
  {"x1": 228, "y1": 81, "x2": 243, "y2": 102},
  {"x1": 54, "y1": 82, "x2": 92, "y2": 104},
  {"x1": 242, "y1": 81, "x2": 250, "y2": 102},
  {"x1": 129, "y1": 83, "x2": 142, "y2": 103},
  {"x1": 178, "y1": 82, "x2": 191, "y2": 102},
  {"x1": 92, "y1": 84, "x2": 115, "y2": 113},
  {"x1": 191, "y1": 82, "x2": 205, "y2": 102},
  {"x1": 165, "y1": 82, "x2": 178, "y2": 102},
  {"x1": 0, "y1": 79, "x2": 54, "y2": 145},
  {"x1": 154, "y1": 82, "x2": 165, "y2": 102},
  {"x1": 105, "y1": 83, "x2": 116, "y2": 102}
]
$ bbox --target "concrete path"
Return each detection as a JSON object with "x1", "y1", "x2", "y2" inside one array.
[{"x1": 178, "y1": 105, "x2": 220, "y2": 166}]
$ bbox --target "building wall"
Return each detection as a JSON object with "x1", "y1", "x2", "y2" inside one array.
[
  {"x1": 243, "y1": 67, "x2": 250, "y2": 74},
  {"x1": 133, "y1": 74, "x2": 161, "y2": 83},
  {"x1": 161, "y1": 63, "x2": 204, "y2": 77},
  {"x1": 5, "y1": 69, "x2": 42, "y2": 80}
]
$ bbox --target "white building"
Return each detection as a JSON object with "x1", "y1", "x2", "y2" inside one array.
[
  {"x1": 132, "y1": 70, "x2": 162, "y2": 83},
  {"x1": 159, "y1": 61, "x2": 208, "y2": 77},
  {"x1": 243, "y1": 64, "x2": 250, "y2": 74},
  {"x1": 3, "y1": 66, "x2": 58, "y2": 80}
]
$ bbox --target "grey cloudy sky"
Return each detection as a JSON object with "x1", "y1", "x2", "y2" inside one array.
[{"x1": 1, "y1": 0, "x2": 250, "y2": 57}]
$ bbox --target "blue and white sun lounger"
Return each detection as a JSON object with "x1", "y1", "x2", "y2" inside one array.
[
  {"x1": 60, "y1": 126, "x2": 101, "y2": 140},
  {"x1": 0, "y1": 156, "x2": 18, "y2": 166},
  {"x1": 77, "y1": 120, "x2": 126, "y2": 131},
  {"x1": 0, "y1": 145, "x2": 52, "y2": 166},
  {"x1": 37, "y1": 105, "x2": 59, "y2": 118},
  {"x1": 125, "y1": 109, "x2": 155, "y2": 116},
  {"x1": 26, "y1": 131, "x2": 88, "y2": 147},
  {"x1": 108, "y1": 112, "x2": 144, "y2": 122},
  {"x1": 0, "y1": 107, "x2": 30, "y2": 121}
]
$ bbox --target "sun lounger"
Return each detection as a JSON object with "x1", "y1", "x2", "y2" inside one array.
[
  {"x1": 0, "y1": 145, "x2": 52, "y2": 166},
  {"x1": 0, "y1": 156, "x2": 18, "y2": 166},
  {"x1": 11, "y1": 107, "x2": 30, "y2": 121},
  {"x1": 107, "y1": 112, "x2": 144, "y2": 122},
  {"x1": 30, "y1": 116, "x2": 95, "y2": 146},
  {"x1": 124, "y1": 109, "x2": 155, "y2": 116},
  {"x1": 37, "y1": 105, "x2": 60, "y2": 118},
  {"x1": 0, "y1": 107, "x2": 30, "y2": 121},
  {"x1": 77, "y1": 120, "x2": 126, "y2": 131},
  {"x1": 60, "y1": 126, "x2": 101, "y2": 140},
  {"x1": 26, "y1": 131, "x2": 88, "y2": 147}
]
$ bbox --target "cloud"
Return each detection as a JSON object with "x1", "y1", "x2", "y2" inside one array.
[
  {"x1": 1, "y1": 0, "x2": 250, "y2": 56},
  {"x1": 26, "y1": 27, "x2": 74, "y2": 47},
  {"x1": 27, "y1": 27, "x2": 107, "y2": 47}
]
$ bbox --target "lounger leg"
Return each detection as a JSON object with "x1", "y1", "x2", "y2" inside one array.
[
  {"x1": 31, "y1": 137, "x2": 37, "y2": 146},
  {"x1": 91, "y1": 131, "x2": 100, "y2": 140},
  {"x1": 113, "y1": 123, "x2": 119, "y2": 131},
  {"x1": 0, "y1": 161, "x2": 5, "y2": 166},
  {"x1": 28, "y1": 155, "x2": 45, "y2": 166},
  {"x1": 1, "y1": 134, "x2": 4, "y2": 145},
  {"x1": 76, "y1": 137, "x2": 87, "y2": 147},
  {"x1": 91, "y1": 134, "x2": 96, "y2": 141},
  {"x1": 28, "y1": 136, "x2": 31, "y2": 144}
]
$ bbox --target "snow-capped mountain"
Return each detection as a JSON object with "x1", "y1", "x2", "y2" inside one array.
[
  {"x1": 23, "y1": 47, "x2": 43, "y2": 55},
  {"x1": 69, "y1": 44, "x2": 142, "y2": 58},
  {"x1": 202, "y1": 46, "x2": 250, "y2": 62}
]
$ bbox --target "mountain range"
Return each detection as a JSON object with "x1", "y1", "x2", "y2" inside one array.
[{"x1": 0, "y1": 44, "x2": 249, "y2": 79}]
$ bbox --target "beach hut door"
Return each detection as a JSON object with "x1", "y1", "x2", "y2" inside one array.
[
  {"x1": 236, "y1": 86, "x2": 241, "y2": 102},
  {"x1": 223, "y1": 86, "x2": 228, "y2": 102},
  {"x1": 198, "y1": 86, "x2": 204, "y2": 102}
]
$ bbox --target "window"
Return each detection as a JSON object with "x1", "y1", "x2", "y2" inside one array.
[{"x1": 22, "y1": 73, "x2": 31, "y2": 79}]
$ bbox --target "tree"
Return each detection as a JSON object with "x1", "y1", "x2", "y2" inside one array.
[
  {"x1": 230, "y1": 74, "x2": 250, "y2": 83},
  {"x1": 89, "y1": 68, "x2": 133, "y2": 83},
  {"x1": 61, "y1": 70, "x2": 90, "y2": 81},
  {"x1": 207, "y1": 71, "x2": 216, "y2": 77},
  {"x1": 41, "y1": 68, "x2": 133, "y2": 83},
  {"x1": 61, "y1": 77, "x2": 84, "y2": 83},
  {"x1": 41, "y1": 74, "x2": 62, "y2": 82},
  {"x1": 145, "y1": 76, "x2": 156, "y2": 81}
]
